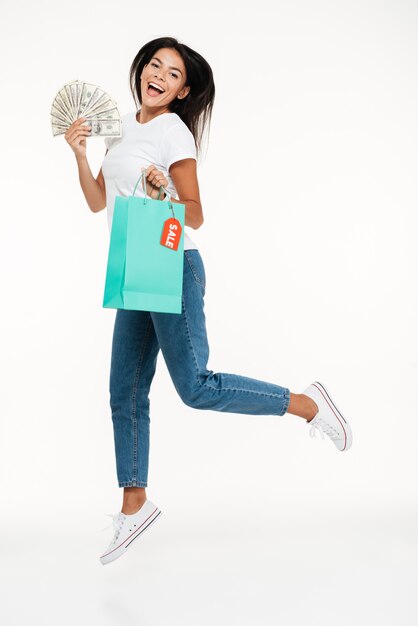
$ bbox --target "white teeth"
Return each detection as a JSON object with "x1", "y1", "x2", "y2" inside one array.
[{"x1": 148, "y1": 82, "x2": 164, "y2": 93}]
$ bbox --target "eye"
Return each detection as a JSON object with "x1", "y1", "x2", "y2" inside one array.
[{"x1": 151, "y1": 61, "x2": 179, "y2": 79}]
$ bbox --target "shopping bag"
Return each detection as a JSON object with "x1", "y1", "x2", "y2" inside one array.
[{"x1": 102, "y1": 168, "x2": 185, "y2": 314}]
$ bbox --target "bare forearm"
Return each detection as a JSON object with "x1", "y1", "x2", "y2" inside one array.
[
  {"x1": 169, "y1": 196, "x2": 203, "y2": 229},
  {"x1": 75, "y1": 155, "x2": 105, "y2": 213}
]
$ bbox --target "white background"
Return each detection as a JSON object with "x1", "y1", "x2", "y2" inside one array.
[{"x1": 1, "y1": 0, "x2": 417, "y2": 624}]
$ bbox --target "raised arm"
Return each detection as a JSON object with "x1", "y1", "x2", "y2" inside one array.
[{"x1": 65, "y1": 116, "x2": 107, "y2": 213}]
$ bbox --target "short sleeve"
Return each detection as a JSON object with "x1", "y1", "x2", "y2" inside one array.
[
  {"x1": 104, "y1": 113, "x2": 126, "y2": 149},
  {"x1": 160, "y1": 123, "x2": 197, "y2": 170},
  {"x1": 104, "y1": 135, "x2": 118, "y2": 150}
]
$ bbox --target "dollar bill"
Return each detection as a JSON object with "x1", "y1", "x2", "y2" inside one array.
[
  {"x1": 50, "y1": 79, "x2": 122, "y2": 138},
  {"x1": 51, "y1": 117, "x2": 121, "y2": 137}
]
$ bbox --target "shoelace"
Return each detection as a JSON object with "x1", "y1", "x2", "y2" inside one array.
[
  {"x1": 309, "y1": 416, "x2": 340, "y2": 442},
  {"x1": 100, "y1": 512, "x2": 125, "y2": 545}
]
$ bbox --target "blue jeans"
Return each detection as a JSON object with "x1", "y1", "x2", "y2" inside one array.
[{"x1": 109, "y1": 249, "x2": 291, "y2": 487}]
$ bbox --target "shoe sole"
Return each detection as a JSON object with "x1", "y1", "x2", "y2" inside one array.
[
  {"x1": 100, "y1": 507, "x2": 163, "y2": 565},
  {"x1": 313, "y1": 381, "x2": 353, "y2": 451}
]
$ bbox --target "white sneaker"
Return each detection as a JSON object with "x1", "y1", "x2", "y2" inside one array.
[
  {"x1": 99, "y1": 499, "x2": 162, "y2": 565},
  {"x1": 302, "y1": 381, "x2": 353, "y2": 451}
]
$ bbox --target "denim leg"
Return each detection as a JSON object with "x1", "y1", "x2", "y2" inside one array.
[
  {"x1": 150, "y1": 250, "x2": 291, "y2": 417},
  {"x1": 109, "y1": 308, "x2": 160, "y2": 488}
]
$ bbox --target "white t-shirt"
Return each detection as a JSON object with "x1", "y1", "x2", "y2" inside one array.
[{"x1": 101, "y1": 109, "x2": 199, "y2": 250}]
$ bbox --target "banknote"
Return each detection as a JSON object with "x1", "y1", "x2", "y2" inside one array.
[{"x1": 50, "y1": 79, "x2": 122, "y2": 138}]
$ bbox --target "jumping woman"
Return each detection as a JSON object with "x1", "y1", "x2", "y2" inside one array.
[{"x1": 65, "y1": 36, "x2": 353, "y2": 566}]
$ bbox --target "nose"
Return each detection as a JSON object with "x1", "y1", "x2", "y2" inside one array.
[{"x1": 153, "y1": 69, "x2": 165, "y2": 83}]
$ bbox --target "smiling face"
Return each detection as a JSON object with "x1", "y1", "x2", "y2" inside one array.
[{"x1": 140, "y1": 47, "x2": 190, "y2": 110}]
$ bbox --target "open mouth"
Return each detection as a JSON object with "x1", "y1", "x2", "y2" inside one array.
[{"x1": 147, "y1": 82, "x2": 165, "y2": 96}]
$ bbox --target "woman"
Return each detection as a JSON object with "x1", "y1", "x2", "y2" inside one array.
[{"x1": 65, "y1": 37, "x2": 353, "y2": 566}]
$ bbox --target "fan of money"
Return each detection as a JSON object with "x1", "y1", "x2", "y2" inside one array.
[{"x1": 50, "y1": 79, "x2": 122, "y2": 138}]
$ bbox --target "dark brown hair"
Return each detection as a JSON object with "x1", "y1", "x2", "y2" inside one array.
[{"x1": 129, "y1": 36, "x2": 215, "y2": 160}]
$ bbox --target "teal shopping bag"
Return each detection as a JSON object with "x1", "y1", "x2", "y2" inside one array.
[{"x1": 102, "y1": 169, "x2": 185, "y2": 314}]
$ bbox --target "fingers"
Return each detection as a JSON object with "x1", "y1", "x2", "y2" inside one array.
[
  {"x1": 144, "y1": 165, "x2": 168, "y2": 189},
  {"x1": 65, "y1": 117, "x2": 92, "y2": 146}
]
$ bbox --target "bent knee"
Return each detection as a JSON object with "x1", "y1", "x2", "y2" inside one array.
[{"x1": 178, "y1": 379, "x2": 212, "y2": 409}]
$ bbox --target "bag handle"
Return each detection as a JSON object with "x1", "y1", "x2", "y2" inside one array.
[{"x1": 131, "y1": 168, "x2": 175, "y2": 218}]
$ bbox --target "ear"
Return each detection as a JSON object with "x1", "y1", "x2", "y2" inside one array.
[{"x1": 178, "y1": 85, "x2": 191, "y2": 99}]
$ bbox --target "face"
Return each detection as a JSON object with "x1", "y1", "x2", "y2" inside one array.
[{"x1": 140, "y1": 47, "x2": 190, "y2": 108}]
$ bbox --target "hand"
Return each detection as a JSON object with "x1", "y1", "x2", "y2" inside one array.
[
  {"x1": 142, "y1": 165, "x2": 169, "y2": 199},
  {"x1": 65, "y1": 117, "x2": 92, "y2": 159}
]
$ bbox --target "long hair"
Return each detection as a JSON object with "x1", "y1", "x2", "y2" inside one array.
[{"x1": 129, "y1": 37, "x2": 215, "y2": 160}]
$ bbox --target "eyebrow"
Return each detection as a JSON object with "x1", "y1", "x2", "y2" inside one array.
[{"x1": 151, "y1": 57, "x2": 183, "y2": 75}]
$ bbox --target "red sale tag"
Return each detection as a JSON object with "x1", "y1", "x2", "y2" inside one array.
[{"x1": 160, "y1": 218, "x2": 182, "y2": 250}]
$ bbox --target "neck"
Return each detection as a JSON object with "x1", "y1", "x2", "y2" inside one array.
[{"x1": 137, "y1": 104, "x2": 171, "y2": 124}]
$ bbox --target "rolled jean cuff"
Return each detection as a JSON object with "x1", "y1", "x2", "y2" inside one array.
[
  {"x1": 280, "y1": 387, "x2": 291, "y2": 416},
  {"x1": 118, "y1": 481, "x2": 148, "y2": 488}
]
